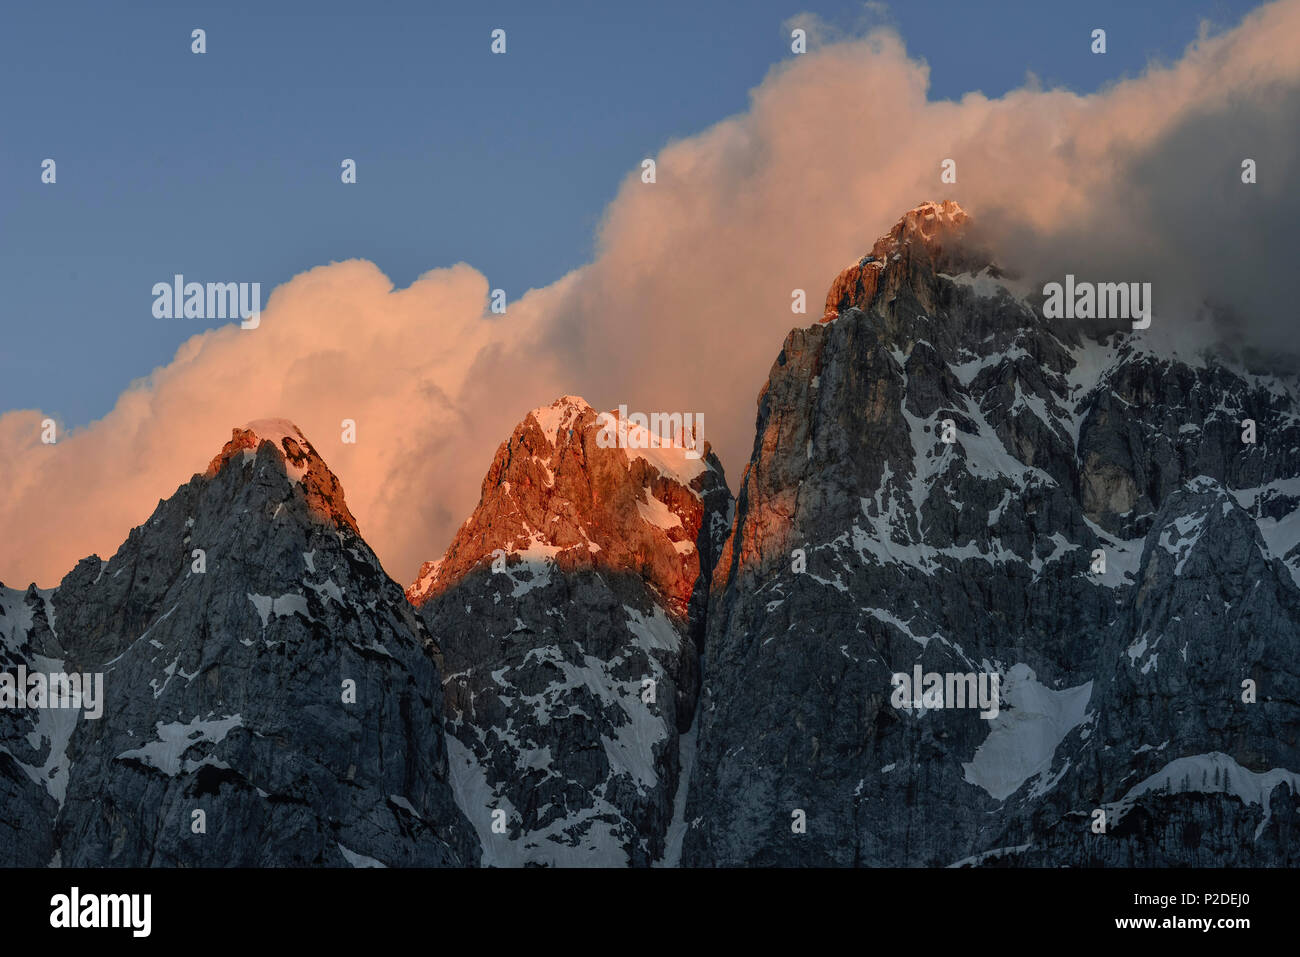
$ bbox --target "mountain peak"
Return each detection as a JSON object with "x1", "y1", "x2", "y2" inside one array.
[
  {"x1": 406, "y1": 396, "x2": 731, "y2": 611},
  {"x1": 880, "y1": 199, "x2": 969, "y2": 253},
  {"x1": 822, "y1": 199, "x2": 972, "y2": 322},
  {"x1": 526, "y1": 395, "x2": 593, "y2": 447},
  {"x1": 204, "y1": 419, "x2": 359, "y2": 535},
  {"x1": 243, "y1": 417, "x2": 310, "y2": 446},
  {"x1": 25, "y1": 431, "x2": 474, "y2": 867}
]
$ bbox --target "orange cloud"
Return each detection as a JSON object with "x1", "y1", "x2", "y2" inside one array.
[{"x1": 3, "y1": 0, "x2": 1298, "y2": 588}]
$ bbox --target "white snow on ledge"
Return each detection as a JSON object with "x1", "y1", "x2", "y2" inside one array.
[
  {"x1": 116, "y1": 714, "x2": 243, "y2": 776},
  {"x1": 337, "y1": 843, "x2": 386, "y2": 868},
  {"x1": 948, "y1": 842, "x2": 1033, "y2": 868},
  {"x1": 962, "y1": 664, "x2": 1092, "y2": 801},
  {"x1": 1157, "y1": 509, "x2": 1211, "y2": 576},
  {"x1": 1109, "y1": 752, "x2": 1300, "y2": 840},
  {"x1": 242, "y1": 418, "x2": 311, "y2": 483},
  {"x1": 247, "y1": 592, "x2": 314, "y2": 628},
  {"x1": 623, "y1": 603, "x2": 681, "y2": 653},
  {"x1": 940, "y1": 267, "x2": 1037, "y2": 304},
  {"x1": 1232, "y1": 477, "x2": 1300, "y2": 587},
  {"x1": 529, "y1": 396, "x2": 590, "y2": 447},
  {"x1": 635, "y1": 491, "x2": 683, "y2": 532}
]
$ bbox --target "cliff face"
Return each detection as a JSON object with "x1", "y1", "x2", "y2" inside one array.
[
  {"x1": 682, "y1": 202, "x2": 1300, "y2": 866},
  {"x1": 410, "y1": 396, "x2": 732, "y2": 865},
  {"x1": 0, "y1": 584, "x2": 61, "y2": 866}
]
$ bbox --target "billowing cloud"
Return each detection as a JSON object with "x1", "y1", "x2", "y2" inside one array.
[{"x1": 4, "y1": 0, "x2": 1298, "y2": 588}]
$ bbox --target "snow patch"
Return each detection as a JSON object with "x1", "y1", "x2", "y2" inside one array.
[
  {"x1": 337, "y1": 843, "x2": 386, "y2": 868},
  {"x1": 529, "y1": 396, "x2": 590, "y2": 447},
  {"x1": 116, "y1": 714, "x2": 243, "y2": 776},
  {"x1": 1109, "y1": 752, "x2": 1300, "y2": 840},
  {"x1": 963, "y1": 664, "x2": 1092, "y2": 801}
]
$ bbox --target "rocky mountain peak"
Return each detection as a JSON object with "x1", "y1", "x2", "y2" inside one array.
[
  {"x1": 822, "y1": 199, "x2": 972, "y2": 321},
  {"x1": 204, "y1": 419, "x2": 359, "y2": 535},
  {"x1": 410, "y1": 396, "x2": 733, "y2": 866},
  {"x1": 877, "y1": 199, "x2": 970, "y2": 255},
  {"x1": 526, "y1": 394, "x2": 592, "y2": 446},
  {"x1": 1, "y1": 410, "x2": 478, "y2": 867},
  {"x1": 406, "y1": 395, "x2": 731, "y2": 616}
]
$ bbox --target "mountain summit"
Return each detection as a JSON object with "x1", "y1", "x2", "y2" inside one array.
[
  {"x1": 205, "y1": 419, "x2": 360, "y2": 535},
  {"x1": 2, "y1": 420, "x2": 477, "y2": 866},
  {"x1": 408, "y1": 395, "x2": 730, "y2": 617},
  {"x1": 823, "y1": 199, "x2": 973, "y2": 321},
  {"x1": 410, "y1": 395, "x2": 732, "y2": 865}
]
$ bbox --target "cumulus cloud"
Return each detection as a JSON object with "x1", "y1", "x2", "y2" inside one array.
[{"x1": 3, "y1": 0, "x2": 1298, "y2": 588}]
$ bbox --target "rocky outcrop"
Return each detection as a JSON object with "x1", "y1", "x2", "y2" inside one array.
[
  {"x1": 990, "y1": 479, "x2": 1300, "y2": 865},
  {"x1": 410, "y1": 396, "x2": 732, "y2": 865}
]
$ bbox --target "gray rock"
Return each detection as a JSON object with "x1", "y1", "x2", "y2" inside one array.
[
  {"x1": 683, "y1": 201, "x2": 1300, "y2": 867},
  {"x1": 7, "y1": 421, "x2": 477, "y2": 867},
  {"x1": 0, "y1": 584, "x2": 63, "y2": 866}
]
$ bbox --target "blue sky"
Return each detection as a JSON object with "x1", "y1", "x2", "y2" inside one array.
[{"x1": 0, "y1": 0, "x2": 1263, "y2": 426}]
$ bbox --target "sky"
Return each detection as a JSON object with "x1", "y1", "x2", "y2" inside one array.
[
  {"x1": 2, "y1": 0, "x2": 1293, "y2": 589},
  {"x1": 1, "y1": 0, "x2": 1263, "y2": 425}
]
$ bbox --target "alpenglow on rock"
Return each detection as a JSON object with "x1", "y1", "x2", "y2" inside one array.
[
  {"x1": 2, "y1": 419, "x2": 478, "y2": 866},
  {"x1": 409, "y1": 396, "x2": 732, "y2": 865},
  {"x1": 682, "y1": 201, "x2": 1300, "y2": 867}
]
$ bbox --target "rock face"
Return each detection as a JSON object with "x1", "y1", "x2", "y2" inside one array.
[
  {"x1": 682, "y1": 201, "x2": 1300, "y2": 866},
  {"x1": 0, "y1": 584, "x2": 62, "y2": 866},
  {"x1": 2, "y1": 420, "x2": 477, "y2": 866},
  {"x1": 410, "y1": 396, "x2": 732, "y2": 865}
]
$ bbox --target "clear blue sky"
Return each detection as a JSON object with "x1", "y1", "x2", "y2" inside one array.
[{"x1": 0, "y1": 0, "x2": 1263, "y2": 427}]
